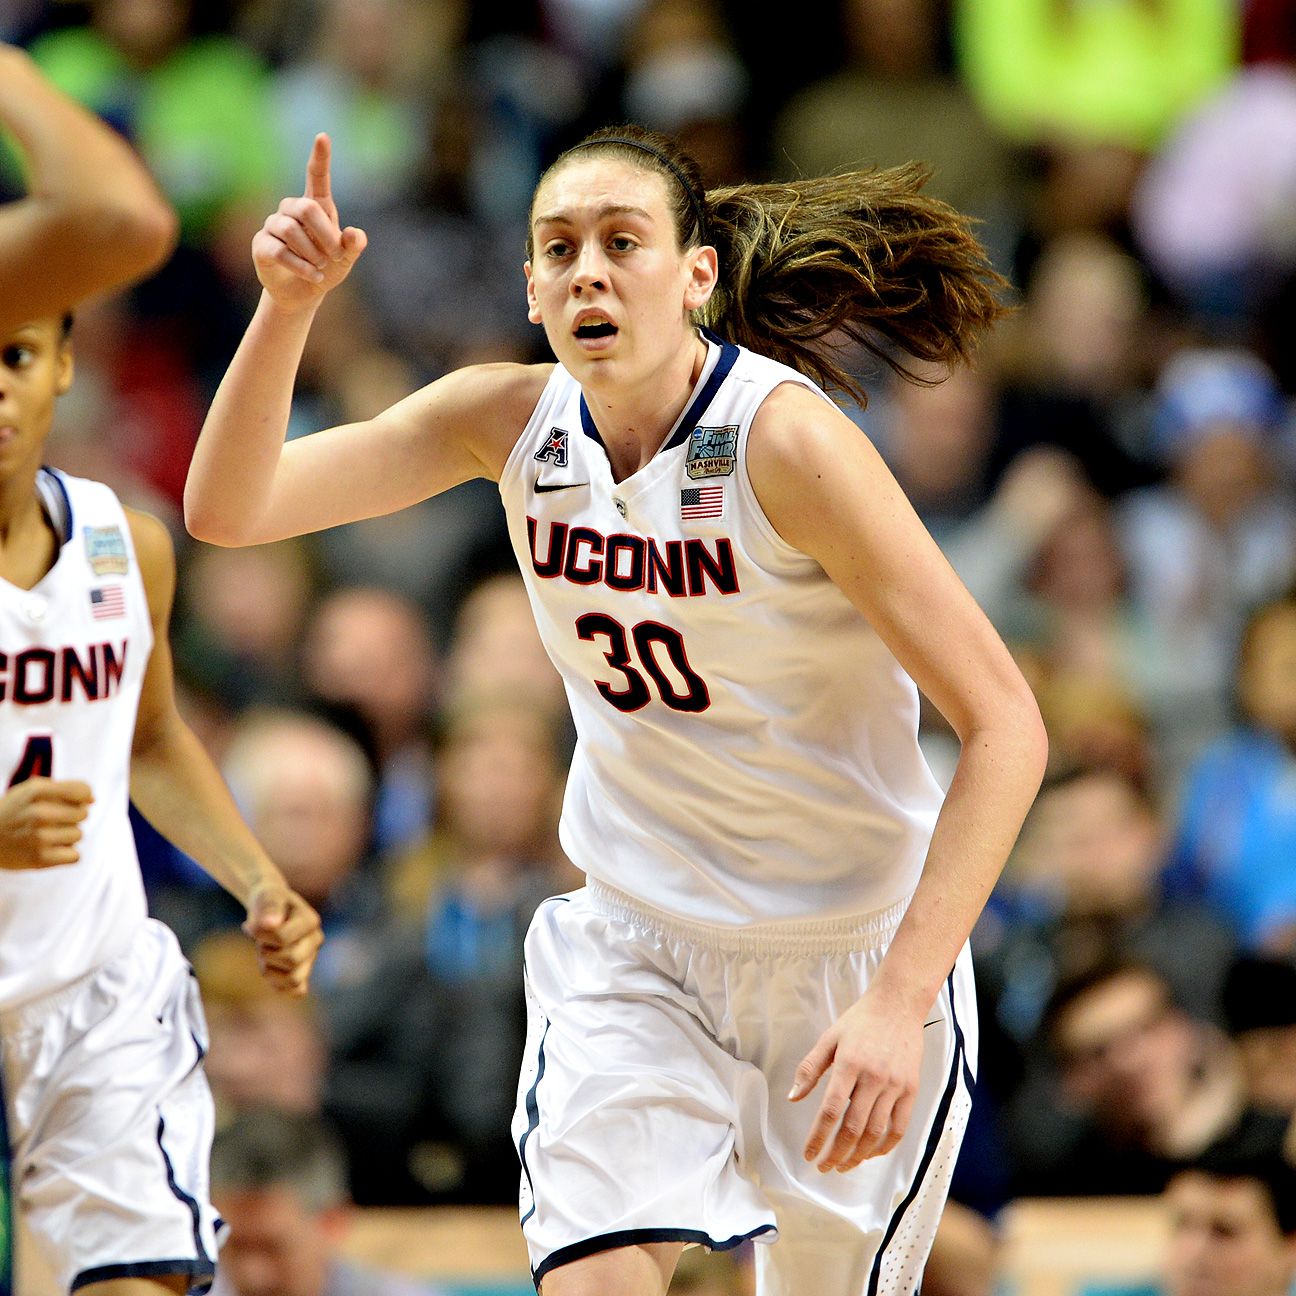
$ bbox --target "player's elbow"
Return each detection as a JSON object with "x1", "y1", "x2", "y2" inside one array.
[
  {"x1": 183, "y1": 490, "x2": 249, "y2": 548},
  {"x1": 999, "y1": 679, "x2": 1049, "y2": 788},
  {"x1": 106, "y1": 195, "x2": 180, "y2": 279}
]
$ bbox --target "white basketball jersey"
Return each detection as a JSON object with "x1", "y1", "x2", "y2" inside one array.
[
  {"x1": 0, "y1": 469, "x2": 153, "y2": 1009},
  {"x1": 499, "y1": 333, "x2": 945, "y2": 925}
]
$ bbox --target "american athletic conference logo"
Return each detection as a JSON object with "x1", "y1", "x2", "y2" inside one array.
[
  {"x1": 685, "y1": 425, "x2": 738, "y2": 479},
  {"x1": 534, "y1": 427, "x2": 569, "y2": 467}
]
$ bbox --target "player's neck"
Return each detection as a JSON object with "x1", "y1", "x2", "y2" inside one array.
[
  {"x1": 581, "y1": 333, "x2": 708, "y2": 481},
  {"x1": 0, "y1": 484, "x2": 59, "y2": 588},
  {"x1": 0, "y1": 465, "x2": 43, "y2": 536}
]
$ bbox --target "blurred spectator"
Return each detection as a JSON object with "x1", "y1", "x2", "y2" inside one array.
[
  {"x1": 983, "y1": 767, "x2": 1236, "y2": 1052},
  {"x1": 1009, "y1": 959, "x2": 1244, "y2": 1196},
  {"x1": 459, "y1": 13, "x2": 585, "y2": 229},
  {"x1": 952, "y1": 0, "x2": 1237, "y2": 153},
  {"x1": 266, "y1": 282, "x2": 512, "y2": 632},
  {"x1": 174, "y1": 537, "x2": 318, "y2": 712},
  {"x1": 336, "y1": 691, "x2": 571, "y2": 1204},
  {"x1": 1011, "y1": 487, "x2": 1205, "y2": 790},
  {"x1": 1161, "y1": 1135, "x2": 1296, "y2": 1296},
  {"x1": 773, "y1": 0, "x2": 1017, "y2": 253},
  {"x1": 194, "y1": 929, "x2": 328, "y2": 1122},
  {"x1": 271, "y1": 0, "x2": 432, "y2": 212},
  {"x1": 1246, "y1": 0, "x2": 1296, "y2": 65},
  {"x1": 616, "y1": 0, "x2": 750, "y2": 185},
  {"x1": 441, "y1": 570, "x2": 566, "y2": 712},
  {"x1": 990, "y1": 232, "x2": 1159, "y2": 498},
  {"x1": 1221, "y1": 956, "x2": 1296, "y2": 1118},
  {"x1": 541, "y1": 0, "x2": 647, "y2": 70},
  {"x1": 1166, "y1": 590, "x2": 1296, "y2": 952},
  {"x1": 221, "y1": 708, "x2": 385, "y2": 991},
  {"x1": 1118, "y1": 348, "x2": 1296, "y2": 774},
  {"x1": 385, "y1": 689, "x2": 571, "y2": 919},
  {"x1": 29, "y1": 0, "x2": 280, "y2": 242},
  {"x1": 301, "y1": 586, "x2": 440, "y2": 854},
  {"x1": 870, "y1": 362, "x2": 1091, "y2": 633},
  {"x1": 209, "y1": 1107, "x2": 446, "y2": 1296},
  {"x1": 344, "y1": 80, "x2": 537, "y2": 379},
  {"x1": 42, "y1": 293, "x2": 205, "y2": 512},
  {"x1": 1131, "y1": 65, "x2": 1296, "y2": 324}
]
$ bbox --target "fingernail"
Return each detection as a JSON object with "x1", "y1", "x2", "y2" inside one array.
[{"x1": 787, "y1": 1084, "x2": 801, "y2": 1100}]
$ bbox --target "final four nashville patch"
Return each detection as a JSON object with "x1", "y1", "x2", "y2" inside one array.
[
  {"x1": 686, "y1": 425, "x2": 738, "y2": 479},
  {"x1": 84, "y1": 525, "x2": 129, "y2": 576}
]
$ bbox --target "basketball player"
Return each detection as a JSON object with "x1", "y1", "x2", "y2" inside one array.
[
  {"x1": 0, "y1": 310, "x2": 324, "y2": 1291},
  {"x1": 185, "y1": 127, "x2": 1048, "y2": 1295},
  {"x1": 0, "y1": 42, "x2": 178, "y2": 334}
]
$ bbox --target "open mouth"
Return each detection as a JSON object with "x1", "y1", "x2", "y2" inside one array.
[{"x1": 574, "y1": 317, "x2": 617, "y2": 341}]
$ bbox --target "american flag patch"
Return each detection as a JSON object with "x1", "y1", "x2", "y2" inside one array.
[
  {"x1": 90, "y1": 586, "x2": 125, "y2": 619},
  {"x1": 681, "y1": 485, "x2": 724, "y2": 520}
]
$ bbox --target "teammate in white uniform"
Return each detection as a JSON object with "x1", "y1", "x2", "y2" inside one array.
[
  {"x1": 0, "y1": 310, "x2": 324, "y2": 1296},
  {"x1": 186, "y1": 126, "x2": 1049, "y2": 1295}
]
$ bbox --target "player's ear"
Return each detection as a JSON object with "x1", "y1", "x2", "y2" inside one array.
[
  {"x1": 525, "y1": 261, "x2": 543, "y2": 325},
  {"x1": 683, "y1": 245, "x2": 718, "y2": 313},
  {"x1": 55, "y1": 341, "x2": 74, "y2": 396}
]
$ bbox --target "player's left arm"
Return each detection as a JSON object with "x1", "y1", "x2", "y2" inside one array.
[
  {"x1": 747, "y1": 382, "x2": 1049, "y2": 1173},
  {"x1": 126, "y1": 508, "x2": 323, "y2": 996}
]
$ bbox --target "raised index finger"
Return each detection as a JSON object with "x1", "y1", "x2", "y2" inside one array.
[{"x1": 304, "y1": 133, "x2": 332, "y2": 203}]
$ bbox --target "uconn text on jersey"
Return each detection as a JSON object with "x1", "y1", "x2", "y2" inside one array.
[
  {"x1": 0, "y1": 641, "x2": 129, "y2": 705},
  {"x1": 526, "y1": 519, "x2": 739, "y2": 597}
]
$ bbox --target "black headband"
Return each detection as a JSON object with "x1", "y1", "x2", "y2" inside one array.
[{"x1": 571, "y1": 137, "x2": 709, "y2": 244}]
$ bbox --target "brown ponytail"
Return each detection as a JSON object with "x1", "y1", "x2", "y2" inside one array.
[
  {"x1": 703, "y1": 167, "x2": 1010, "y2": 404},
  {"x1": 540, "y1": 127, "x2": 1009, "y2": 405}
]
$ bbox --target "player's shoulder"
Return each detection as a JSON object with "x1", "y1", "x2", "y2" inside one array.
[
  {"x1": 122, "y1": 507, "x2": 173, "y2": 561},
  {"x1": 749, "y1": 379, "x2": 856, "y2": 464},
  {"x1": 122, "y1": 507, "x2": 176, "y2": 607}
]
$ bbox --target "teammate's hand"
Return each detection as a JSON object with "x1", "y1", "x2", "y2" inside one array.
[
  {"x1": 243, "y1": 882, "x2": 324, "y2": 997},
  {"x1": 252, "y1": 133, "x2": 366, "y2": 312},
  {"x1": 0, "y1": 778, "x2": 93, "y2": 869},
  {"x1": 788, "y1": 986, "x2": 925, "y2": 1172}
]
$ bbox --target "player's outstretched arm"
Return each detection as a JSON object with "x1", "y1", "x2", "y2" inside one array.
[
  {"x1": 184, "y1": 134, "x2": 540, "y2": 549},
  {"x1": 125, "y1": 508, "x2": 323, "y2": 995},
  {"x1": 749, "y1": 383, "x2": 1049, "y2": 1173},
  {"x1": 0, "y1": 44, "x2": 177, "y2": 331}
]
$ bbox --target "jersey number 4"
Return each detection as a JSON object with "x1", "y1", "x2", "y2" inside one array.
[
  {"x1": 8, "y1": 735, "x2": 53, "y2": 787},
  {"x1": 576, "y1": 614, "x2": 710, "y2": 714}
]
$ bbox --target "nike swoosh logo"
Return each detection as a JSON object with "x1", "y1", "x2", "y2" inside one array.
[{"x1": 534, "y1": 480, "x2": 589, "y2": 493}]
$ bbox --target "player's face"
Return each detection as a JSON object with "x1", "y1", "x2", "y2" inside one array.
[
  {"x1": 1165, "y1": 1173, "x2": 1295, "y2": 1296},
  {"x1": 525, "y1": 157, "x2": 717, "y2": 391},
  {"x1": 0, "y1": 317, "x2": 72, "y2": 485},
  {"x1": 211, "y1": 1186, "x2": 334, "y2": 1296}
]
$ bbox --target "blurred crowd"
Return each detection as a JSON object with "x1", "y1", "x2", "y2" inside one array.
[{"x1": 6, "y1": 0, "x2": 1296, "y2": 1288}]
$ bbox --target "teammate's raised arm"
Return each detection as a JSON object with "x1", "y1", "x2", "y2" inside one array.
[
  {"x1": 0, "y1": 44, "x2": 177, "y2": 330},
  {"x1": 185, "y1": 135, "x2": 541, "y2": 548}
]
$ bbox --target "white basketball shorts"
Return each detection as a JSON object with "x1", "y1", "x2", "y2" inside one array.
[
  {"x1": 513, "y1": 883, "x2": 977, "y2": 1296},
  {"x1": 0, "y1": 919, "x2": 224, "y2": 1294}
]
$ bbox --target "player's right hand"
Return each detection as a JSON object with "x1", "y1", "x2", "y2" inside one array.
[
  {"x1": 252, "y1": 133, "x2": 367, "y2": 312},
  {"x1": 0, "y1": 778, "x2": 93, "y2": 869}
]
